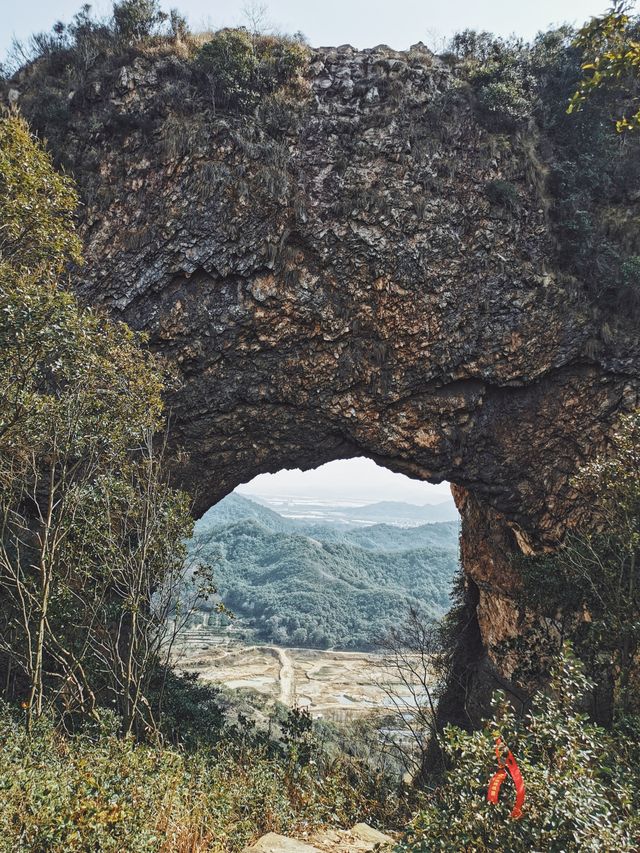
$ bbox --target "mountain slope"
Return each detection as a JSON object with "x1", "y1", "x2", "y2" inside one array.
[{"x1": 190, "y1": 495, "x2": 459, "y2": 649}]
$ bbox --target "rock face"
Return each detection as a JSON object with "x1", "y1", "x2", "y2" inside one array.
[{"x1": 12, "y1": 43, "x2": 639, "y2": 712}]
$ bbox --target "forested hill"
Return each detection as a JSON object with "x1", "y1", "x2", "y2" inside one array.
[{"x1": 189, "y1": 494, "x2": 459, "y2": 649}]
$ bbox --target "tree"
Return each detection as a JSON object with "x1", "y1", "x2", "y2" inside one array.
[
  {"x1": 376, "y1": 607, "x2": 447, "y2": 779},
  {"x1": 112, "y1": 0, "x2": 167, "y2": 43},
  {"x1": 568, "y1": 1, "x2": 640, "y2": 131},
  {"x1": 196, "y1": 29, "x2": 258, "y2": 110},
  {"x1": 0, "y1": 114, "x2": 210, "y2": 734}
]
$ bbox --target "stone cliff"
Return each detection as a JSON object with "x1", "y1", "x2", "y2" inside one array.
[{"x1": 9, "y1": 39, "x2": 640, "y2": 715}]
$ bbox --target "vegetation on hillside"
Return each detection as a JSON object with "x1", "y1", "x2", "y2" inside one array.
[
  {"x1": 399, "y1": 410, "x2": 640, "y2": 848},
  {"x1": 0, "y1": 113, "x2": 209, "y2": 735},
  {"x1": 189, "y1": 494, "x2": 458, "y2": 649},
  {"x1": 1, "y1": 2, "x2": 640, "y2": 850},
  {"x1": 0, "y1": 0, "x2": 309, "y2": 182},
  {"x1": 568, "y1": 0, "x2": 640, "y2": 132},
  {"x1": 2, "y1": 1, "x2": 640, "y2": 318},
  {"x1": 443, "y1": 20, "x2": 640, "y2": 316},
  {"x1": 0, "y1": 697, "x2": 403, "y2": 852},
  {"x1": 499, "y1": 411, "x2": 640, "y2": 723}
]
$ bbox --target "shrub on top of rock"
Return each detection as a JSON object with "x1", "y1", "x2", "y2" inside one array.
[
  {"x1": 196, "y1": 28, "x2": 308, "y2": 111},
  {"x1": 196, "y1": 28, "x2": 257, "y2": 108},
  {"x1": 485, "y1": 178, "x2": 519, "y2": 211},
  {"x1": 113, "y1": 0, "x2": 167, "y2": 44}
]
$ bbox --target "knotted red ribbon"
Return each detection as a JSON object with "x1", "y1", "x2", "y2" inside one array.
[{"x1": 487, "y1": 736, "x2": 525, "y2": 819}]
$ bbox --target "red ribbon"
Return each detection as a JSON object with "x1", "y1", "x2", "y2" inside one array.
[{"x1": 487, "y1": 736, "x2": 525, "y2": 819}]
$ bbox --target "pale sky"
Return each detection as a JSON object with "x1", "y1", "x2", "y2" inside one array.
[
  {"x1": 1, "y1": 0, "x2": 624, "y2": 63},
  {"x1": 236, "y1": 457, "x2": 453, "y2": 504}
]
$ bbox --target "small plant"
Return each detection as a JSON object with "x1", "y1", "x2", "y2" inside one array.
[
  {"x1": 195, "y1": 29, "x2": 308, "y2": 111},
  {"x1": 196, "y1": 28, "x2": 257, "y2": 108},
  {"x1": 620, "y1": 255, "x2": 640, "y2": 311},
  {"x1": 475, "y1": 79, "x2": 531, "y2": 130},
  {"x1": 485, "y1": 178, "x2": 519, "y2": 210},
  {"x1": 168, "y1": 7, "x2": 188, "y2": 42}
]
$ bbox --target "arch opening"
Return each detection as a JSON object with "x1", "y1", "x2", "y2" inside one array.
[{"x1": 174, "y1": 457, "x2": 461, "y2": 726}]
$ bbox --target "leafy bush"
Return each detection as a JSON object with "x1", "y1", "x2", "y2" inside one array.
[
  {"x1": 398, "y1": 649, "x2": 640, "y2": 852},
  {"x1": 447, "y1": 31, "x2": 534, "y2": 130},
  {"x1": 196, "y1": 29, "x2": 257, "y2": 108},
  {"x1": 0, "y1": 699, "x2": 396, "y2": 852},
  {"x1": 475, "y1": 79, "x2": 531, "y2": 129},
  {"x1": 113, "y1": 0, "x2": 166, "y2": 43},
  {"x1": 507, "y1": 411, "x2": 640, "y2": 722},
  {"x1": 196, "y1": 29, "x2": 308, "y2": 110},
  {"x1": 256, "y1": 34, "x2": 309, "y2": 88},
  {"x1": 485, "y1": 179, "x2": 519, "y2": 210},
  {"x1": 149, "y1": 668, "x2": 226, "y2": 749},
  {"x1": 448, "y1": 23, "x2": 640, "y2": 315},
  {"x1": 449, "y1": 29, "x2": 502, "y2": 63},
  {"x1": 0, "y1": 113, "x2": 213, "y2": 736}
]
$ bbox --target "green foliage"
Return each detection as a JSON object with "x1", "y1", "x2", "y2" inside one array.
[
  {"x1": 485, "y1": 178, "x2": 519, "y2": 210},
  {"x1": 190, "y1": 495, "x2": 458, "y2": 649},
  {"x1": 0, "y1": 700, "x2": 383, "y2": 851},
  {"x1": 459, "y1": 36, "x2": 535, "y2": 131},
  {"x1": 475, "y1": 79, "x2": 531, "y2": 130},
  {"x1": 0, "y1": 113, "x2": 206, "y2": 734},
  {"x1": 568, "y1": 1, "x2": 640, "y2": 131},
  {"x1": 0, "y1": 690, "x2": 400, "y2": 851},
  {"x1": 257, "y1": 34, "x2": 309, "y2": 87},
  {"x1": 449, "y1": 21, "x2": 640, "y2": 315},
  {"x1": 196, "y1": 29, "x2": 257, "y2": 107},
  {"x1": 450, "y1": 30, "x2": 502, "y2": 63},
  {"x1": 195, "y1": 29, "x2": 308, "y2": 110},
  {"x1": 398, "y1": 648, "x2": 640, "y2": 852},
  {"x1": 0, "y1": 114, "x2": 81, "y2": 275},
  {"x1": 113, "y1": 0, "x2": 166, "y2": 43},
  {"x1": 514, "y1": 411, "x2": 640, "y2": 719},
  {"x1": 148, "y1": 668, "x2": 226, "y2": 749}
]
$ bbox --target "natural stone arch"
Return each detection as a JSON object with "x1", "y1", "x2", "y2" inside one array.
[{"x1": 18, "y1": 42, "x2": 636, "y2": 714}]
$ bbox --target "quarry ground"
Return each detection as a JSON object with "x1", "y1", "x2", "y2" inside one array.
[{"x1": 172, "y1": 630, "x2": 414, "y2": 720}]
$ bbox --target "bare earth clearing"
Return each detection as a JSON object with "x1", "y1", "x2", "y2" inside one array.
[{"x1": 172, "y1": 631, "x2": 414, "y2": 720}]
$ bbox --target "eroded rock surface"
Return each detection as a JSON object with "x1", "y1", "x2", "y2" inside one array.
[{"x1": 11, "y1": 43, "x2": 639, "y2": 709}]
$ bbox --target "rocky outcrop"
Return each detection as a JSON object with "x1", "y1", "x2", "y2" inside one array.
[
  {"x1": 10, "y1": 42, "x2": 639, "y2": 710},
  {"x1": 242, "y1": 823, "x2": 395, "y2": 852}
]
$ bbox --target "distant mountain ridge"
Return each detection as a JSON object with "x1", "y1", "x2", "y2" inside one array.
[
  {"x1": 338, "y1": 499, "x2": 459, "y2": 524},
  {"x1": 228, "y1": 493, "x2": 460, "y2": 526},
  {"x1": 190, "y1": 494, "x2": 459, "y2": 649}
]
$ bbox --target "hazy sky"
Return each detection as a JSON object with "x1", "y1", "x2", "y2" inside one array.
[
  {"x1": 2, "y1": 0, "x2": 619, "y2": 63},
  {"x1": 236, "y1": 457, "x2": 453, "y2": 504}
]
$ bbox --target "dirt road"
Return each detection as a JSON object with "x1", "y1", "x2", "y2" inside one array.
[{"x1": 274, "y1": 646, "x2": 295, "y2": 705}]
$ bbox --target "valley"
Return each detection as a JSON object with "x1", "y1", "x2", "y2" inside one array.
[
  {"x1": 172, "y1": 633, "x2": 420, "y2": 720},
  {"x1": 175, "y1": 490, "x2": 455, "y2": 719}
]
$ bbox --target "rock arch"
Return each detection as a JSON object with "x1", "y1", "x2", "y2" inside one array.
[{"x1": 38, "y1": 43, "x2": 637, "y2": 712}]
